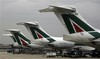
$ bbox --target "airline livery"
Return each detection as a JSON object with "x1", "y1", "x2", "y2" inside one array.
[
  {"x1": 3, "y1": 34, "x2": 20, "y2": 47},
  {"x1": 17, "y1": 22, "x2": 75, "y2": 49},
  {"x1": 39, "y1": 5, "x2": 100, "y2": 56},
  {"x1": 3, "y1": 4, "x2": 100, "y2": 57},
  {"x1": 6, "y1": 29, "x2": 45, "y2": 48}
]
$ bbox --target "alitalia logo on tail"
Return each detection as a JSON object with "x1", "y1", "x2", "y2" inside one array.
[
  {"x1": 13, "y1": 32, "x2": 30, "y2": 46},
  {"x1": 61, "y1": 14, "x2": 95, "y2": 33},
  {"x1": 35, "y1": 30, "x2": 44, "y2": 39},
  {"x1": 29, "y1": 27, "x2": 55, "y2": 43},
  {"x1": 18, "y1": 36, "x2": 29, "y2": 46},
  {"x1": 70, "y1": 19, "x2": 85, "y2": 33}
]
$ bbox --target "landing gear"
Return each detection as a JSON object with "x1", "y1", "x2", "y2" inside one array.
[
  {"x1": 67, "y1": 51, "x2": 82, "y2": 58},
  {"x1": 67, "y1": 48, "x2": 82, "y2": 58},
  {"x1": 90, "y1": 50, "x2": 100, "y2": 57}
]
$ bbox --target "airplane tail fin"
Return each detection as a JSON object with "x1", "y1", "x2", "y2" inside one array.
[
  {"x1": 17, "y1": 22, "x2": 55, "y2": 43},
  {"x1": 6, "y1": 29, "x2": 31, "y2": 46},
  {"x1": 39, "y1": 5, "x2": 95, "y2": 34},
  {"x1": 3, "y1": 34, "x2": 16, "y2": 42}
]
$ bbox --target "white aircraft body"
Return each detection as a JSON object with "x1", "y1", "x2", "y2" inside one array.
[
  {"x1": 39, "y1": 5, "x2": 100, "y2": 56},
  {"x1": 6, "y1": 29, "x2": 45, "y2": 49},
  {"x1": 17, "y1": 22, "x2": 75, "y2": 50}
]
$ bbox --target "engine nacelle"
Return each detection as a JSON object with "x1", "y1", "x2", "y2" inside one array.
[
  {"x1": 74, "y1": 46, "x2": 95, "y2": 52},
  {"x1": 48, "y1": 41, "x2": 75, "y2": 48}
]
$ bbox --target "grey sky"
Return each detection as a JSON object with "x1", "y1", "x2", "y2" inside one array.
[{"x1": 0, "y1": 0, "x2": 100, "y2": 44}]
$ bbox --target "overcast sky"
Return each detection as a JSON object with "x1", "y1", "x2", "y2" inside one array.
[{"x1": 0, "y1": 0, "x2": 100, "y2": 44}]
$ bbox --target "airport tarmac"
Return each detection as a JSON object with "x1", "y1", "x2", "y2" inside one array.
[{"x1": 0, "y1": 52, "x2": 100, "y2": 59}]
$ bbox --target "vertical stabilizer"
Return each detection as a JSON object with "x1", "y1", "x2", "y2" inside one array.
[
  {"x1": 17, "y1": 22, "x2": 55, "y2": 43},
  {"x1": 6, "y1": 29, "x2": 30, "y2": 46},
  {"x1": 39, "y1": 5, "x2": 95, "y2": 34}
]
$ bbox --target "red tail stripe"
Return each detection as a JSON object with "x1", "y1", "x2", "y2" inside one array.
[
  {"x1": 21, "y1": 39, "x2": 28, "y2": 46},
  {"x1": 73, "y1": 23, "x2": 84, "y2": 32},
  {"x1": 37, "y1": 32, "x2": 43, "y2": 39}
]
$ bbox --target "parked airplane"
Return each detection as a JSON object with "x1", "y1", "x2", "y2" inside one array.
[
  {"x1": 17, "y1": 21, "x2": 97, "y2": 57},
  {"x1": 3, "y1": 34, "x2": 19, "y2": 47},
  {"x1": 3, "y1": 33, "x2": 27, "y2": 54},
  {"x1": 17, "y1": 22, "x2": 75, "y2": 50},
  {"x1": 6, "y1": 29, "x2": 45, "y2": 48},
  {"x1": 39, "y1": 5, "x2": 100, "y2": 56}
]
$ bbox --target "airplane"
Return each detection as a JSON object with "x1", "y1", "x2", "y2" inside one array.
[
  {"x1": 6, "y1": 29, "x2": 45, "y2": 49},
  {"x1": 3, "y1": 33, "x2": 26, "y2": 54},
  {"x1": 3, "y1": 34, "x2": 19, "y2": 47},
  {"x1": 17, "y1": 21, "x2": 97, "y2": 57},
  {"x1": 17, "y1": 22, "x2": 75, "y2": 50},
  {"x1": 39, "y1": 5, "x2": 100, "y2": 56}
]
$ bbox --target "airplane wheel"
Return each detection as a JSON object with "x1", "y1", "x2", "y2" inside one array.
[{"x1": 91, "y1": 50, "x2": 99, "y2": 57}]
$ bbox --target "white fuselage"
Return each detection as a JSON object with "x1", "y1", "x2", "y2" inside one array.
[
  {"x1": 31, "y1": 37, "x2": 75, "y2": 49},
  {"x1": 64, "y1": 31, "x2": 100, "y2": 51}
]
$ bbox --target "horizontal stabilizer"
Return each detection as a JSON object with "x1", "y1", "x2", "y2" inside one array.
[
  {"x1": 3, "y1": 34, "x2": 13, "y2": 37},
  {"x1": 6, "y1": 29, "x2": 20, "y2": 33},
  {"x1": 17, "y1": 21, "x2": 39, "y2": 27},
  {"x1": 39, "y1": 5, "x2": 76, "y2": 13}
]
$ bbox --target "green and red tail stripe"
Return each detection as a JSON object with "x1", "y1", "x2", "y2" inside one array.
[
  {"x1": 35, "y1": 30, "x2": 44, "y2": 39},
  {"x1": 13, "y1": 32, "x2": 30, "y2": 46},
  {"x1": 61, "y1": 14, "x2": 95, "y2": 33},
  {"x1": 29, "y1": 27, "x2": 55, "y2": 43}
]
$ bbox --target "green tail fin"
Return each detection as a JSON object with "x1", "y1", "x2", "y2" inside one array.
[
  {"x1": 29, "y1": 27, "x2": 55, "y2": 43},
  {"x1": 11, "y1": 36, "x2": 17, "y2": 42},
  {"x1": 61, "y1": 14, "x2": 95, "y2": 33},
  {"x1": 13, "y1": 32, "x2": 31, "y2": 46}
]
